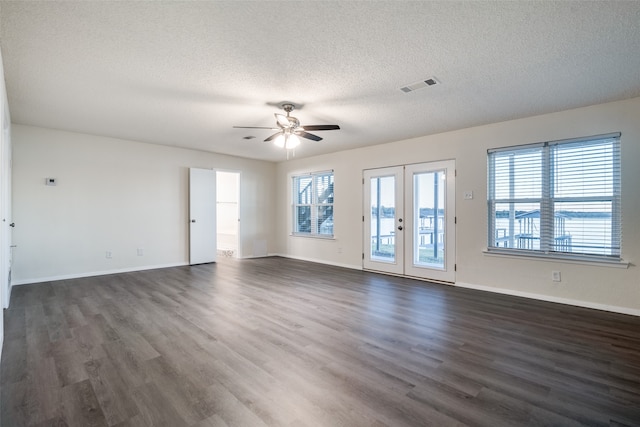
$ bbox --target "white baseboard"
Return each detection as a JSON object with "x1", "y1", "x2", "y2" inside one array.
[
  {"x1": 272, "y1": 253, "x2": 362, "y2": 271},
  {"x1": 239, "y1": 253, "x2": 277, "y2": 260},
  {"x1": 11, "y1": 262, "x2": 190, "y2": 286},
  {"x1": 456, "y1": 281, "x2": 640, "y2": 317},
  {"x1": 12, "y1": 256, "x2": 284, "y2": 285}
]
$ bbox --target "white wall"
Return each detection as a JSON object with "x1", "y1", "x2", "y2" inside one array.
[
  {"x1": 275, "y1": 97, "x2": 640, "y2": 315},
  {"x1": 12, "y1": 125, "x2": 276, "y2": 284}
]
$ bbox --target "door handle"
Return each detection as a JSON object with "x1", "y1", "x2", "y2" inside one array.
[
  {"x1": 397, "y1": 226, "x2": 403, "y2": 231},
  {"x1": 9, "y1": 223, "x2": 15, "y2": 227},
  {"x1": 191, "y1": 219, "x2": 196, "y2": 223}
]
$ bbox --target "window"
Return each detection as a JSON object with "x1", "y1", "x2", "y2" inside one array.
[
  {"x1": 488, "y1": 133, "x2": 621, "y2": 259},
  {"x1": 292, "y1": 171, "x2": 334, "y2": 237}
]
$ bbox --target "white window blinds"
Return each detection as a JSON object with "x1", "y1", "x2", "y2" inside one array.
[{"x1": 488, "y1": 133, "x2": 621, "y2": 258}]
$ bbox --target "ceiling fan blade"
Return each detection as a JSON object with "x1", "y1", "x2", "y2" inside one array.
[
  {"x1": 275, "y1": 113, "x2": 290, "y2": 128},
  {"x1": 233, "y1": 126, "x2": 279, "y2": 130},
  {"x1": 264, "y1": 132, "x2": 282, "y2": 142},
  {"x1": 301, "y1": 125, "x2": 340, "y2": 131},
  {"x1": 296, "y1": 131, "x2": 323, "y2": 142}
]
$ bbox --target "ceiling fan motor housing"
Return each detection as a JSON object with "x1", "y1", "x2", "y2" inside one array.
[{"x1": 278, "y1": 104, "x2": 300, "y2": 129}]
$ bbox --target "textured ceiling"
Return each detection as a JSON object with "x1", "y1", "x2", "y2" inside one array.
[{"x1": 1, "y1": 1, "x2": 640, "y2": 162}]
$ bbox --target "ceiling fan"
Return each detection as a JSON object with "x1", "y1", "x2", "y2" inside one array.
[{"x1": 233, "y1": 103, "x2": 340, "y2": 149}]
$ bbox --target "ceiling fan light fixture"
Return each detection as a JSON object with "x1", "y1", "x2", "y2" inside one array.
[
  {"x1": 273, "y1": 132, "x2": 300, "y2": 150},
  {"x1": 285, "y1": 134, "x2": 300, "y2": 149},
  {"x1": 273, "y1": 134, "x2": 286, "y2": 148}
]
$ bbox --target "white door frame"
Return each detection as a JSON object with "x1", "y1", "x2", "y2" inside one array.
[
  {"x1": 216, "y1": 170, "x2": 241, "y2": 258},
  {"x1": 363, "y1": 160, "x2": 456, "y2": 283}
]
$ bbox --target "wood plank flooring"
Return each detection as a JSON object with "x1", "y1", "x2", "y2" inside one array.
[{"x1": 2, "y1": 257, "x2": 640, "y2": 426}]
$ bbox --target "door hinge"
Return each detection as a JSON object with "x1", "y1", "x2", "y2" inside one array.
[
  {"x1": 362, "y1": 215, "x2": 365, "y2": 222},
  {"x1": 455, "y1": 216, "x2": 457, "y2": 224},
  {"x1": 454, "y1": 264, "x2": 457, "y2": 271},
  {"x1": 362, "y1": 178, "x2": 365, "y2": 185},
  {"x1": 455, "y1": 169, "x2": 457, "y2": 177},
  {"x1": 362, "y1": 253, "x2": 365, "y2": 260}
]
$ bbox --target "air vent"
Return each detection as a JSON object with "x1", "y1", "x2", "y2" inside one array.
[{"x1": 400, "y1": 76, "x2": 440, "y2": 93}]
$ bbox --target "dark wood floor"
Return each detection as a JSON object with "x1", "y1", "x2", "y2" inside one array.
[{"x1": 2, "y1": 257, "x2": 640, "y2": 426}]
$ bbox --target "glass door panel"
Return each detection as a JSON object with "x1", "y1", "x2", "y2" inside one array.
[
  {"x1": 413, "y1": 170, "x2": 446, "y2": 269},
  {"x1": 370, "y1": 175, "x2": 397, "y2": 262}
]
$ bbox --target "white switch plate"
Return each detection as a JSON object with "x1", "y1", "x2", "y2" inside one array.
[
  {"x1": 464, "y1": 191, "x2": 473, "y2": 200},
  {"x1": 552, "y1": 271, "x2": 561, "y2": 282},
  {"x1": 106, "y1": 251, "x2": 112, "y2": 259},
  {"x1": 137, "y1": 248, "x2": 144, "y2": 256}
]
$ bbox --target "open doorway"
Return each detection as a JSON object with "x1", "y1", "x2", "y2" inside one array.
[{"x1": 216, "y1": 171, "x2": 240, "y2": 258}]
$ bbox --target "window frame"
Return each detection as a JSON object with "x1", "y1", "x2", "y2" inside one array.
[
  {"x1": 291, "y1": 170, "x2": 334, "y2": 238},
  {"x1": 487, "y1": 133, "x2": 622, "y2": 263}
]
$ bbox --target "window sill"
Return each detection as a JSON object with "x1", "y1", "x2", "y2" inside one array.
[
  {"x1": 290, "y1": 233, "x2": 335, "y2": 240},
  {"x1": 483, "y1": 248, "x2": 629, "y2": 269}
]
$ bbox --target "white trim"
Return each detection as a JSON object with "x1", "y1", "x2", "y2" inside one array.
[
  {"x1": 483, "y1": 249, "x2": 629, "y2": 268},
  {"x1": 11, "y1": 262, "x2": 189, "y2": 286},
  {"x1": 272, "y1": 253, "x2": 362, "y2": 271},
  {"x1": 290, "y1": 233, "x2": 335, "y2": 240},
  {"x1": 456, "y1": 281, "x2": 640, "y2": 317},
  {"x1": 239, "y1": 254, "x2": 276, "y2": 259},
  {"x1": 362, "y1": 268, "x2": 455, "y2": 286}
]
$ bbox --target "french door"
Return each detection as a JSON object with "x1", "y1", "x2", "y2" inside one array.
[{"x1": 363, "y1": 160, "x2": 456, "y2": 283}]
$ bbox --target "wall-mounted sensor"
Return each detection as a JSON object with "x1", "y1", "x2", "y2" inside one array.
[{"x1": 45, "y1": 178, "x2": 57, "y2": 186}]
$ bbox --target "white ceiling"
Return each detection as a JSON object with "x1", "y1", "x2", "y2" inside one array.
[{"x1": 1, "y1": 1, "x2": 639, "y2": 162}]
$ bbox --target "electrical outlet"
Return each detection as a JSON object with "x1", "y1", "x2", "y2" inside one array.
[
  {"x1": 137, "y1": 248, "x2": 144, "y2": 256},
  {"x1": 552, "y1": 271, "x2": 561, "y2": 282},
  {"x1": 106, "y1": 251, "x2": 112, "y2": 259},
  {"x1": 464, "y1": 191, "x2": 473, "y2": 200}
]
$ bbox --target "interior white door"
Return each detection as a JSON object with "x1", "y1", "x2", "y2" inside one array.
[
  {"x1": 1, "y1": 87, "x2": 11, "y2": 309},
  {"x1": 189, "y1": 168, "x2": 217, "y2": 265},
  {"x1": 363, "y1": 161, "x2": 456, "y2": 283},
  {"x1": 363, "y1": 167, "x2": 404, "y2": 275}
]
